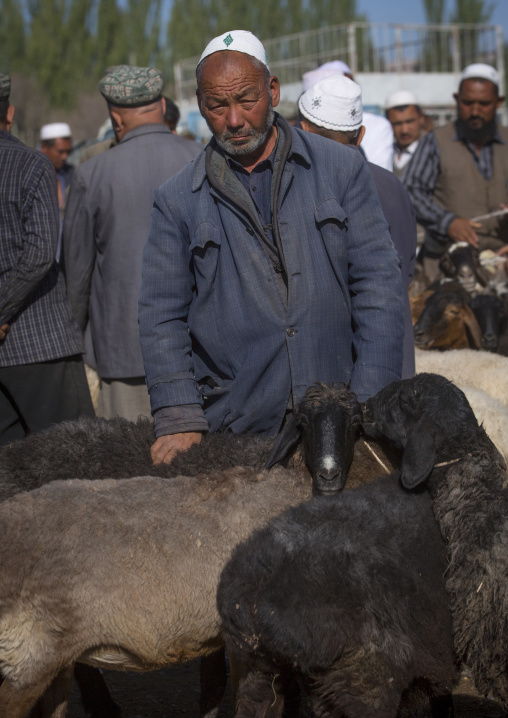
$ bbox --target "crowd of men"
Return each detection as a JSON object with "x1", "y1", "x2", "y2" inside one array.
[{"x1": 1, "y1": 30, "x2": 507, "y2": 461}]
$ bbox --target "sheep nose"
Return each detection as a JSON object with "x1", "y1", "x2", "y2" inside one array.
[
  {"x1": 317, "y1": 467, "x2": 340, "y2": 482},
  {"x1": 483, "y1": 333, "x2": 498, "y2": 350}
]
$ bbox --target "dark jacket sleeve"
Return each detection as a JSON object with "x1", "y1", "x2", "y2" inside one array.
[{"x1": 0, "y1": 159, "x2": 59, "y2": 325}]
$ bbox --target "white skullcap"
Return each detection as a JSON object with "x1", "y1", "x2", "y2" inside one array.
[
  {"x1": 461, "y1": 63, "x2": 499, "y2": 87},
  {"x1": 40, "y1": 122, "x2": 72, "y2": 140},
  {"x1": 385, "y1": 90, "x2": 419, "y2": 111},
  {"x1": 299, "y1": 76, "x2": 363, "y2": 132},
  {"x1": 302, "y1": 61, "x2": 352, "y2": 92},
  {"x1": 199, "y1": 30, "x2": 269, "y2": 69}
]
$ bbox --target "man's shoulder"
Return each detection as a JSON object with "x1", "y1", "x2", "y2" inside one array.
[
  {"x1": 291, "y1": 125, "x2": 364, "y2": 171},
  {"x1": 0, "y1": 132, "x2": 54, "y2": 176},
  {"x1": 432, "y1": 122, "x2": 455, "y2": 144},
  {"x1": 368, "y1": 161, "x2": 406, "y2": 195}
]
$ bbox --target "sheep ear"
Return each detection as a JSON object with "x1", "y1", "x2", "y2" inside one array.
[
  {"x1": 463, "y1": 307, "x2": 483, "y2": 349},
  {"x1": 400, "y1": 420, "x2": 436, "y2": 489},
  {"x1": 265, "y1": 414, "x2": 303, "y2": 468}
]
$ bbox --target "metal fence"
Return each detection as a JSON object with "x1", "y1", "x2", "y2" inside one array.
[{"x1": 174, "y1": 22, "x2": 505, "y2": 104}]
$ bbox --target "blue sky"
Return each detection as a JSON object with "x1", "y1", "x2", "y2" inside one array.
[{"x1": 357, "y1": 0, "x2": 507, "y2": 33}]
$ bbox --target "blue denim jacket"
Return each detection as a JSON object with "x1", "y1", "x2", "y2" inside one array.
[{"x1": 139, "y1": 118, "x2": 404, "y2": 436}]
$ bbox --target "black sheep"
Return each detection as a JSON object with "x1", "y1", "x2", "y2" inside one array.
[
  {"x1": 218, "y1": 476, "x2": 456, "y2": 717},
  {"x1": 363, "y1": 372, "x2": 508, "y2": 709}
]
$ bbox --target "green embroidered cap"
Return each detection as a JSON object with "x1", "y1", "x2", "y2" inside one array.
[{"x1": 99, "y1": 65, "x2": 163, "y2": 107}]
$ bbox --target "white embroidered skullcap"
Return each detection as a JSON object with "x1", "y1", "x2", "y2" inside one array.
[
  {"x1": 199, "y1": 30, "x2": 269, "y2": 69},
  {"x1": 385, "y1": 90, "x2": 419, "y2": 111},
  {"x1": 40, "y1": 122, "x2": 72, "y2": 140},
  {"x1": 461, "y1": 63, "x2": 499, "y2": 87},
  {"x1": 302, "y1": 60, "x2": 352, "y2": 92},
  {"x1": 299, "y1": 76, "x2": 363, "y2": 132}
]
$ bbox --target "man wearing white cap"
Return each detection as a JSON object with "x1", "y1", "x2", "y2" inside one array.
[
  {"x1": 40, "y1": 122, "x2": 73, "y2": 261},
  {"x1": 299, "y1": 75, "x2": 416, "y2": 379},
  {"x1": 384, "y1": 90, "x2": 425, "y2": 178},
  {"x1": 404, "y1": 63, "x2": 508, "y2": 280},
  {"x1": 302, "y1": 61, "x2": 394, "y2": 171},
  {"x1": 139, "y1": 30, "x2": 404, "y2": 465}
]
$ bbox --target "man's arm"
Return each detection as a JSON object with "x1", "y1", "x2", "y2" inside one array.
[
  {"x1": 138, "y1": 185, "x2": 209, "y2": 460},
  {"x1": 343, "y1": 152, "x2": 405, "y2": 400},
  {"x1": 403, "y1": 131, "x2": 481, "y2": 247},
  {"x1": 62, "y1": 169, "x2": 96, "y2": 331},
  {"x1": 0, "y1": 161, "x2": 59, "y2": 326}
]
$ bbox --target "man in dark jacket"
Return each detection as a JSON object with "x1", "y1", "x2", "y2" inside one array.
[
  {"x1": 138, "y1": 31, "x2": 405, "y2": 465},
  {"x1": 63, "y1": 65, "x2": 202, "y2": 421},
  {"x1": 0, "y1": 73, "x2": 94, "y2": 445},
  {"x1": 299, "y1": 75, "x2": 417, "y2": 379}
]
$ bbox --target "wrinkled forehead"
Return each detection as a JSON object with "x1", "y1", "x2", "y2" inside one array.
[{"x1": 198, "y1": 51, "x2": 267, "y2": 92}]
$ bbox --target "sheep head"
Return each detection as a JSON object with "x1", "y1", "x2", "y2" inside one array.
[
  {"x1": 265, "y1": 383, "x2": 361, "y2": 495},
  {"x1": 439, "y1": 242, "x2": 489, "y2": 293},
  {"x1": 470, "y1": 294, "x2": 508, "y2": 353},
  {"x1": 361, "y1": 373, "x2": 501, "y2": 490},
  {"x1": 413, "y1": 284, "x2": 483, "y2": 350}
]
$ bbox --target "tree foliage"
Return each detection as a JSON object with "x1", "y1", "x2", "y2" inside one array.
[
  {"x1": 1, "y1": 0, "x2": 164, "y2": 108},
  {"x1": 167, "y1": 0, "x2": 363, "y2": 66}
]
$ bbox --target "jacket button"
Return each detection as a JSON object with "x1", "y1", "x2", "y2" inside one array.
[{"x1": 286, "y1": 327, "x2": 296, "y2": 337}]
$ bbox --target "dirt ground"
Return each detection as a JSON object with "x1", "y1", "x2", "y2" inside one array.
[{"x1": 65, "y1": 659, "x2": 507, "y2": 718}]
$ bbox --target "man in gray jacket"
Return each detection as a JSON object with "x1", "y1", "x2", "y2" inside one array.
[{"x1": 63, "y1": 65, "x2": 202, "y2": 421}]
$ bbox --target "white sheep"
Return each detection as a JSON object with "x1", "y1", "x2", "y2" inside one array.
[{"x1": 415, "y1": 347, "x2": 508, "y2": 407}]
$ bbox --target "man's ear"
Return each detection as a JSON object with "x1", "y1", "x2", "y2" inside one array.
[
  {"x1": 6, "y1": 104, "x2": 15, "y2": 130},
  {"x1": 355, "y1": 125, "x2": 366, "y2": 147},
  {"x1": 269, "y1": 75, "x2": 280, "y2": 109}
]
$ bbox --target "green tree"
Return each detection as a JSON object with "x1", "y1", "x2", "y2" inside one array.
[
  {"x1": 449, "y1": 0, "x2": 495, "y2": 23},
  {"x1": 0, "y1": 0, "x2": 26, "y2": 73},
  {"x1": 422, "y1": 0, "x2": 447, "y2": 23}
]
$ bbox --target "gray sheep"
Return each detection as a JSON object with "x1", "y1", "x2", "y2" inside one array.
[
  {"x1": 0, "y1": 466, "x2": 312, "y2": 718},
  {"x1": 363, "y1": 372, "x2": 508, "y2": 709}
]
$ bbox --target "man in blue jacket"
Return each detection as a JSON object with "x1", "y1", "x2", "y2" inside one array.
[
  {"x1": 139, "y1": 30, "x2": 405, "y2": 465},
  {"x1": 298, "y1": 75, "x2": 417, "y2": 379}
]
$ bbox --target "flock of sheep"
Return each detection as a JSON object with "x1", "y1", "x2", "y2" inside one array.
[
  {"x1": 0, "y1": 369, "x2": 507, "y2": 718},
  {"x1": 0, "y1": 247, "x2": 507, "y2": 718}
]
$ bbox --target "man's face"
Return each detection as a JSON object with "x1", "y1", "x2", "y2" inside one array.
[
  {"x1": 41, "y1": 137, "x2": 72, "y2": 171},
  {"x1": 454, "y1": 79, "x2": 500, "y2": 132},
  {"x1": 197, "y1": 51, "x2": 279, "y2": 158},
  {"x1": 387, "y1": 105, "x2": 423, "y2": 150}
]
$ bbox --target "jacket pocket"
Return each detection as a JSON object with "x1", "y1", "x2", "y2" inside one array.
[
  {"x1": 314, "y1": 198, "x2": 348, "y2": 265},
  {"x1": 189, "y1": 222, "x2": 222, "y2": 287}
]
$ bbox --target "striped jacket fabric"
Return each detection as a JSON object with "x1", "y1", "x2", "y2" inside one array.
[{"x1": 0, "y1": 130, "x2": 82, "y2": 367}]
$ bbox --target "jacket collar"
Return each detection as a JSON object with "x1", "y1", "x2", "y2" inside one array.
[
  {"x1": 190, "y1": 113, "x2": 311, "y2": 193},
  {"x1": 120, "y1": 123, "x2": 174, "y2": 144}
]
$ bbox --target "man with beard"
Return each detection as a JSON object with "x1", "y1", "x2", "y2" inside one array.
[
  {"x1": 404, "y1": 63, "x2": 508, "y2": 281},
  {"x1": 138, "y1": 30, "x2": 404, "y2": 465}
]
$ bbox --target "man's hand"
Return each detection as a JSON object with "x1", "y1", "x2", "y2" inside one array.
[
  {"x1": 448, "y1": 217, "x2": 482, "y2": 248},
  {"x1": 0, "y1": 323, "x2": 10, "y2": 341},
  {"x1": 151, "y1": 432, "x2": 202, "y2": 465}
]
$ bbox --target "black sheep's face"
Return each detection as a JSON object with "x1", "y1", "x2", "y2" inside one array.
[
  {"x1": 362, "y1": 373, "x2": 475, "y2": 451},
  {"x1": 361, "y1": 380, "x2": 411, "y2": 450},
  {"x1": 303, "y1": 404, "x2": 361, "y2": 495}
]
